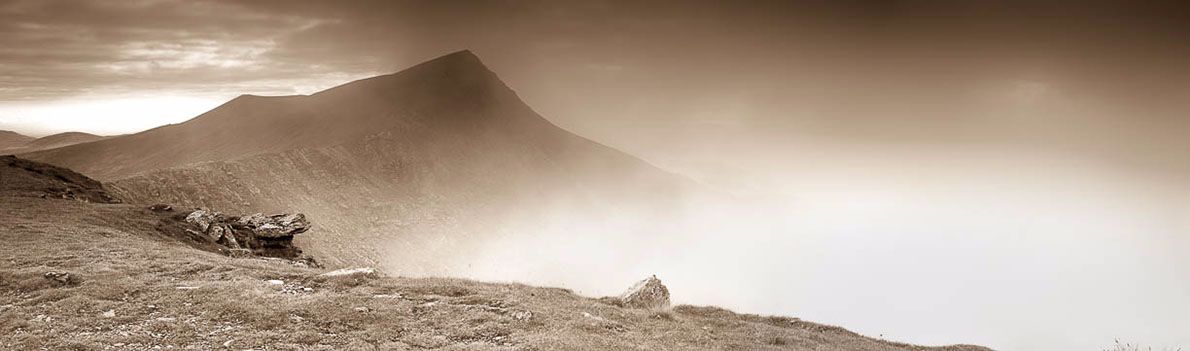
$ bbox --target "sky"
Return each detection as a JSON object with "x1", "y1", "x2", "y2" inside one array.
[{"x1": 2, "y1": 1, "x2": 1188, "y2": 350}]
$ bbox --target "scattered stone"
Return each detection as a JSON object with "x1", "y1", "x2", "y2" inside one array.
[
  {"x1": 280, "y1": 282, "x2": 313, "y2": 295},
  {"x1": 512, "y1": 310, "x2": 534, "y2": 321},
  {"x1": 619, "y1": 275, "x2": 671, "y2": 309},
  {"x1": 149, "y1": 204, "x2": 173, "y2": 212}
]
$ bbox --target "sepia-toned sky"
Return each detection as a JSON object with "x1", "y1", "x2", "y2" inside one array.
[{"x1": 2, "y1": 1, "x2": 1188, "y2": 350}]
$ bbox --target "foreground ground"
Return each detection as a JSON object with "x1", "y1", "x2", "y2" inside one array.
[{"x1": 0, "y1": 158, "x2": 989, "y2": 350}]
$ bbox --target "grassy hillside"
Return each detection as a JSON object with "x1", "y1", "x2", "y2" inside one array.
[{"x1": 0, "y1": 158, "x2": 989, "y2": 350}]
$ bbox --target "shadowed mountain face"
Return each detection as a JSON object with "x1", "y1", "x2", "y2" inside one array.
[{"x1": 23, "y1": 51, "x2": 692, "y2": 270}]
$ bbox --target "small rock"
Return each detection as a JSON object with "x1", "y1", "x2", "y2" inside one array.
[
  {"x1": 353, "y1": 307, "x2": 370, "y2": 312},
  {"x1": 267, "y1": 279, "x2": 284, "y2": 285},
  {"x1": 619, "y1": 275, "x2": 671, "y2": 309},
  {"x1": 101, "y1": 310, "x2": 116, "y2": 318},
  {"x1": 43, "y1": 271, "x2": 79, "y2": 286},
  {"x1": 149, "y1": 204, "x2": 173, "y2": 212}
]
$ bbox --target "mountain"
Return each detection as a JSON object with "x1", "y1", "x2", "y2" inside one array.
[
  {"x1": 0, "y1": 155, "x2": 989, "y2": 350},
  {"x1": 22, "y1": 50, "x2": 694, "y2": 270},
  {"x1": 0, "y1": 130, "x2": 34, "y2": 151}
]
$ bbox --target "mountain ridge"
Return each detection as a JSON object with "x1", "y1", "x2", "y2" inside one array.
[{"x1": 20, "y1": 50, "x2": 696, "y2": 273}]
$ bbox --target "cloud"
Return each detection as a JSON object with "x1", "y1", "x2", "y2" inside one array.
[{"x1": 0, "y1": 0, "x2": 368, "y2": 100}]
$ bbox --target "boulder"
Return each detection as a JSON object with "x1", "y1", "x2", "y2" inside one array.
[
  {"x1": 619, "y1": 275, "x2": 670, "y2": 309},
  {"x1": 178, "y1": 208, "x2": 313, "y2": 262}
]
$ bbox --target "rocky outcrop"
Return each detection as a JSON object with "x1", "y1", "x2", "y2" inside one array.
[
  {"x1": 619, "y1": 275, "x2": 671, "y2": 309},
  {"x1": 180, "y1": 208, "x2": 314, "y2": 263}
]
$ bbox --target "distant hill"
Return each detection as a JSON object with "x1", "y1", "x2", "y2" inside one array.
[
  {"x1": 0, "y1": 131, "x2": 106, "y2": 154},
  {"x1": 23, "y1": 50, "x2": 696, "y2": 270},
  {"x1": 0, "y1": 130, "x2": 34, "y2": 151},
  {"x1": 23, "y1": 132, "x2": 106, "y2": 152}
]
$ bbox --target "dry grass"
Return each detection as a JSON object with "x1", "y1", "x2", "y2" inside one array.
[
  {"x1": 1, "y1": 196, "x2": 991, "y2": 350},
  {"x1": 1105, "y1": 339, "x2": 1183, "y2": 351}
]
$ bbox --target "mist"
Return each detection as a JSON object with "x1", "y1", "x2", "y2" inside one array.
[{"x1": 372, "y1": 130, "x2": 1189, "y2": 351}]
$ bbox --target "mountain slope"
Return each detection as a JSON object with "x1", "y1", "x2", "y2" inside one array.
[
  {"x1": 22, "y1": 50, "x2": 693, "y2": 270},
  {"x1": 0, "y1": 156, "x2": 989, "y2": 351}
]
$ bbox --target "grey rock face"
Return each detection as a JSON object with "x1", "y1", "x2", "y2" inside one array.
[{"x1": 620, "y1": 275, "x2": 671, "y2": 309}]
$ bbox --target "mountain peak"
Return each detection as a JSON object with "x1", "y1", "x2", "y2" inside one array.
[
  {"x1": 390, "y1": 49, "x2": 492, "y2": 81},
  {"x1": 311, "y1": 49, "x2": 499, "y2": 101},
  {"x1": 433, "y1": 49, "x2": 481, "y2": 63}
]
